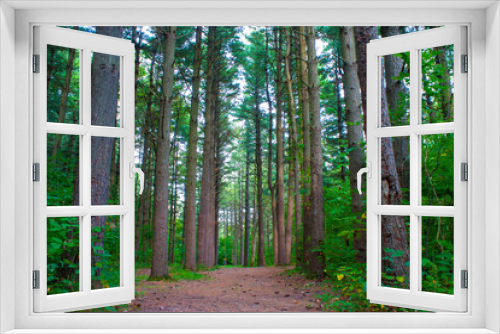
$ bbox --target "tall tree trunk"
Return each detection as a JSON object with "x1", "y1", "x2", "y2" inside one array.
[
  {"x1": 150, "y1": 27, "x2": 176, "y2": 279},
  {"x1": 340, "y1": 26, "x2": 366, "y2": 264},
  {"x1": 244, "y1": 148, "x2": 251, "y2": 266},
  {"x1": 274, "y1": 27, "x2": 286, "y2": 266},
  {"x1": 90, "y1": 26, "x2": 122, "y2": 289},
  {"x1": 380, "y1": 26, "x2": 410, "y2": 197},
  {"x1": 305, "y1": 26, "x2": 325, "y2": 276},
  {"x1": 184, "y1": 26, "x2": 203, "y2": 270},
  {"x1": 139, "y1": 52, "x2": 156, "y2": 264},
  {"x1": 265, "y1": 28, "x2": 278, "y2": 266},
  {"x1": 52, "y1": 48, "x2": 76, "y2": 157},
  {"x1": 285, "y1": 158, "x2": 294, "y2": 265},
  {"x1": 298, "y1": 26, "x2": 311, "y2": 269},
  {"x1": 239, "y1": 169, "x2": 245, "y2": 265},
  {"x1": 374, "y1": 29, "x2": 410, "y2": 281},
  {"x1": 197, "y1": 27, "x2": 216, "y2": 267},
  {"x1": 214, "y1": 77, "x2": 222, "y2": 267},
  {"x1": 334, "y1": 49, "x2": 346, "y2": 181},
  {"x1": 285, "y1": 27, "x2": 302, "y2": 265},
  {"x1": 250, "y1": 189, "x2": 258, "y2": 267},
  {"x1": 254, "y1": 83, "x2": 266, "y2": 267},
  {"x1": 168, "y1": 117, "x2": 180, "y2": 265},
  {"x1": 232, "y1": 203, "x2": 238, "y2": 265}
]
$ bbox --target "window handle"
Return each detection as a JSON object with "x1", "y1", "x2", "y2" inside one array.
[
  {"x1": 129, "y1": 162, "x2": 144, "y2": 195},
  {"x1": 357, "y1": 162, "x2": 372, "y2": 194}
]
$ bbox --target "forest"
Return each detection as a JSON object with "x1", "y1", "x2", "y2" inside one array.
[{"x1": 46, "y1": 25, "x2": 455, "y2": 312}]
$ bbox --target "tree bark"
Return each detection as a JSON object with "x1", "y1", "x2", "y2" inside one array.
[
  {"x1": 274, "y1": 28, "x2": 286, "y2": 266},
  {"x1": 244, "y1": 148, "x2": 250, "y2": 267},
  {"x1": 197, "y1": 27, "x2": 216, "y2": 268},
  {"x1": 90, "y1": 26, "x2": 122, "y2": 288},
  {"x1": 184, "y1": 26, "x2": 203, "y2": 270},
  {"x1": 305, "y1": 26, "x2": 325, "y2": 276},
  {"x1": 168, "y1": 116, "x2": 180, "y2": 264},
  {"x1": 379, "y1": 48, "x2": 409, "y2": 281},
  {"x1": 285, "y1": 27, "x2": 302, "y2": 265},
  {"x1": 340, "y1": 26, "x2": 366, "y2": 263},
  {"x1": 150, "y1": 26, "x2": 176, "y2": 279},
  {"x1": 298, "y1": 26, "x2": 311, "y2": 269},
  {"x1": 380, "y1": 26, "x2": 410, "y2": 196},
  {"x1": 139, "y1": 51, "x2": 156, "y2": 264},
  {"x1": 254, "y1": 82, "x2": 266, "y2": 267},
  {"x1": 285, "y1": 157, "x2": 294, "y2": 265},
  {"x1": 265, "y1": 28, "x2": 278, "y2": 266}
]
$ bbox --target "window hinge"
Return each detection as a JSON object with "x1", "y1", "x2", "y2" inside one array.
[
  {"x1": 461, "y1": 270, "x2": 468, "y2": 289},
  {"x1": 33, "y1": 54, "x2": 40, "y2": 73},
  {"x1": 33, "y1": 270, "x2": 40, "y2": 289},
  {"x1": 461, "y1": 162, "x2": 468, "y2": 182},
  {"x1": 33, "y1": 163, "x2": 40, "y2": 182},
  {"x1": 461, "y1": 54, "x2": 468, "y2": 73}
]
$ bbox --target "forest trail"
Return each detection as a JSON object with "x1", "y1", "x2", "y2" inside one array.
[{"x1": 127, "y1": 267, "x2": 329, "y2": 312}]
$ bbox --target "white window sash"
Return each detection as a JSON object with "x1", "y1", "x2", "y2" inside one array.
[
  {"x1": 33, "y1": 26, "x2": 136, "y2": 313},
  {"x1": 366, "y1": 26, "x2": 468, "y2": 312}
]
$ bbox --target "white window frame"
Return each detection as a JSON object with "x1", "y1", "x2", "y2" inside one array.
[
  {"x1": 1, "y1": 1, "x2": 499, "y2": 333},
  {"x1": 33, "y1": 26, "x2": 136, "y2": 313},
  {"x1": 366, "y1": 26, "x2": 467, "y2": 312}
]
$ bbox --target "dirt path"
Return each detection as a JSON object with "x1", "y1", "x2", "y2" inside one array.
[{"x1": 126, "y1": 267, "x2": 328, "y2": 313}]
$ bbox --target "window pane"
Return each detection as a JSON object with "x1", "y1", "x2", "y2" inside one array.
[
  {"x1": 91, "y1": 137, "x2": 120, "y2": 205},
  {"x1": 421, "y1": 45, "x2": 454, "y2": 124},
  {"x1": 421, "y1": 217, "x2": 454, "y2": 294},
  {"x1": 47, "y1": 217, "x2": 80, "y2": 295},
  {"x1": 47, "y1": 45, "x2": 80, "y2": 124},
  {"x1": 381, "y1": 52, "x2": 410, "y2": 127},
  {"x1": 47, "y1": 133, "x2": 80, "y2": 206},
  {"x1": 421, "y1": 134, "x2": 454, "y2": 206},
  {"x1": 91, "y1": 215, "x2": 121, "y2": 290},
  {"x1": 381, "y1": 215, "x2": 410, "y2": 289},
  {"x1": 91, "y1": 52, "x2": 121, "y2": 127},
  {"x1": 381, "y1": 137, "x2": 410, "y2": 205}
]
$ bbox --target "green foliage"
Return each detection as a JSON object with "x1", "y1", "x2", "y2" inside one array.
[{"x1": 47, "y1": 217, "x2": 80, "y2": 295}]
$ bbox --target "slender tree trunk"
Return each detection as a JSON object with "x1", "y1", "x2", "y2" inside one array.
[
  {"x1": 250, "y1": 193, "x2": 258, "y2": 267},
  {"x1": 274, "y1": 27, "x2": 286, "y2": 266},
  {"x1": 285, "y1": 158, "x2": 294, "y2": 264},
  {"x1": 265, "y1": 28, "x2": 278, "y2": 266},
  {"x1": 254, "y1": 84, "x2": 266, "y2": 267},
  {"x1": 168, "y1": 120, "x2": 180, "y2": 264},
  {"x1": 377, "y1": 33, "x2": 410, "y2": 281},
  {"x1": 197, "y1": 27, "x2": 216, "y2": 267},
  {"x1": 239, "y1": 169, "x2": 245, "y2": 265},
  {"x1": 232, "y1": 203, "x2": 238, "y2": 265},
  {"x1": 335, "y1": 54, "x2": 346, "y2": 181},
  {"x1": 150, "y1": 27, "x2": 176, "y2": 279},
  {"x1": 214, "y1": 77, "x2": 222, "y2": 267},
  {"x1": 90, "y1": 26, "x2": 122, "y2": 288},
  {"x1": 140, "y1": 53, "x2": 156, "y2": 264},
  {"x1": 285, "y1": 27, "x2": 302, "y2": 265},
  {"x1": 305, "y1": 26, "x2": 325, "y2": 276},
  {"x1": 184, "y1": 26, "x2": 203, "y2": 270},
  {"x1": 244, "y1": 148, "x2": 251, "y2": 266},
  {"x1": 298, "y1": 26, "x2": 312, "y2": 269},
  {"x1": 340, "y1": 26, "x2": 366, "y2": 264}
]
